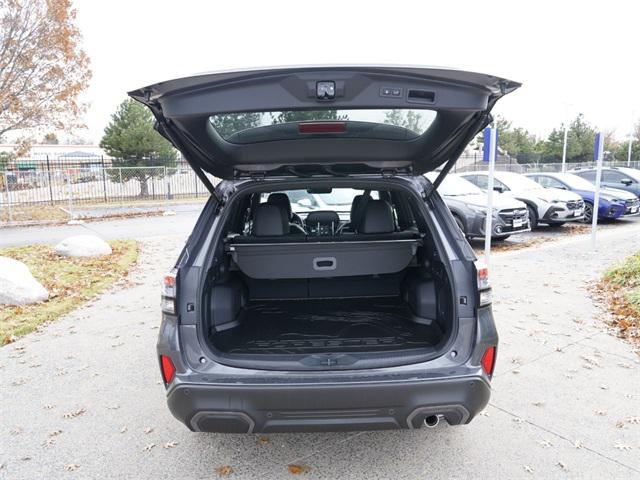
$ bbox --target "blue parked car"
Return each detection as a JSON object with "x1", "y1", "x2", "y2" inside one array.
[
  {"x1": 525, "y1": 172, "x2": 634, "y2": 223},
  {"x1": 573, "y1": 167, "x2": 640, "y2": 198}
]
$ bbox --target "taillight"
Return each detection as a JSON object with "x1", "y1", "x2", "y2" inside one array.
[
  {"x1": 160, "y1": 355, "x2": 176, "y2": 384},
  {"x1": 161, "y1": 268, "x2": 177, "y2": 314},
  {"x1": 475, "y1": 261, "x2": 492, "y2": 307},
  {"x1": 481, "y1": 346, "x2": 496, "y2": 376}
]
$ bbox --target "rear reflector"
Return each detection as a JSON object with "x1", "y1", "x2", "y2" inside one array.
[
  {"x1": 298, "y1": 122, "x2": 347, "y2": 134},
  {"x1": 481, "y1": 347, "x2": 496, "y2": 376},
  {"x1": 160, "y1": 355, "x2": 176, "y2": 384}
]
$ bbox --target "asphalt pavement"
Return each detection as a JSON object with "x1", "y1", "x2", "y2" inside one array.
[{"x1": 1, "y1": 220, "x2": 639, "y2": 479}]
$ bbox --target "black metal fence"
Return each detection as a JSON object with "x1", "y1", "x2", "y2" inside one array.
[{"x1": 0, "y1": 157, "x2": 215, "y2": 207}]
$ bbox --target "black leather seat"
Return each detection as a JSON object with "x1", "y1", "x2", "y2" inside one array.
[
  {"x1": 305, "y1": 210, "x2": 340, "y2": 236},
  {"x1": 338, "y1": 194, "x2": 365, "y2": 234},
  {"x1": 354, "y1": 200, "x2": 416, "y2": 240},
  {"x1": 231, "y1": 204, "x2": 305, "y2": 244},
  {"x1": 310, "y1": 201, "x2": 417, "y2": 242},
  {"x1": 267, "y1": 193, "x2": 306, "y2": 234}
]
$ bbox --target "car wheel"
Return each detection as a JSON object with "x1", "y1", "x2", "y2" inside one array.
[
  {"x1": 453, "y1": 215, "x2": 466, "y2": 235},
  {"x1": 583, "y1": 202, "x2": 594, "y2": 223},
  {"x1": 526, "y1": 205, "x2": 538, "y2": 229}
]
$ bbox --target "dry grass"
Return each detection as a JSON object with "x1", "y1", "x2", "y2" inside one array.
[
  {"x1": 595, "y1": 251, "x2": 640, "y2": 347},
  {"x1": 0, "y1": 240, "x2": 138, "y2": 344},
  {"x1": 0, "y1": 205, "x2": 71, "y2": 223}
]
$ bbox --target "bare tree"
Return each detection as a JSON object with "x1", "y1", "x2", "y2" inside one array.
[{"x1": 0, "y1": 0, "x2": 91, "y2": 142}]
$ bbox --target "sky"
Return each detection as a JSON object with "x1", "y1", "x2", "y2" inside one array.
[{"x1": 71, "y1": 0, "x2": 639, "y2": 144}]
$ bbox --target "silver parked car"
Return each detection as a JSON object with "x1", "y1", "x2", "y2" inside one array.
[
  {"x1": 426, "y1": 173, "x2": 529, "y2": 240},
  {"x1": 460, "y1": 171, "x2": 585, "y2": 228}
]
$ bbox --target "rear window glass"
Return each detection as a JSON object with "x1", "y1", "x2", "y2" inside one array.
[{"x1": 210, "y1": 109, "x2": 437, "y2": 144}]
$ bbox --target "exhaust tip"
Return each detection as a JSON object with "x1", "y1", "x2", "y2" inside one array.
[{"x1": 423, "y1": 415, "x2": 439, "y2": 428}]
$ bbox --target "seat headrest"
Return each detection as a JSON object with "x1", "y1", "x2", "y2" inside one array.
[
  {"x1": 360, "y1": 200, "x2": 395, "y2": 234},
  {"x1": 305, "y1": 210, "x2": 340, "y2": 227},
  {"x1": 253, "y1": 204, "x2": 287, "y2": 236},
  {"x1": 267, "y1": 193, "x2": 292, "y2": 220},
  {"x1": 350, "y1": 195, "x2": 364, "y2": 217}
]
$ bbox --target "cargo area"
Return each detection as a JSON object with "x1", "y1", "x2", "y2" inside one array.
[
  {"x1": 211, "y1": 297, "x2": 441, "y2": 355},
  {"x1": 201, "y1": 185, "x2": 456, "y2": 368}
]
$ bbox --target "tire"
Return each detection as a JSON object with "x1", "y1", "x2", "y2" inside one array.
[
  {"x1": 526, "y1": 205, "x2": 538, "y2": 229},
  {"x1": 453, "y1": 215, "x2": 466, "y2": 235},
  {"x1": 583, "y1": 202, "x2": 594, "y2": 223}
]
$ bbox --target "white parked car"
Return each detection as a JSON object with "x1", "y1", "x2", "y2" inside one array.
[{"x1": 459, "y1": 171, "x2": 585, "y2": 228}]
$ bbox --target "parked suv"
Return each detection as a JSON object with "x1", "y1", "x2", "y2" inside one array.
[
  {"x1": 131, "y1": 66, "x2": 520, "y2": 433},
  {"x1": 460, "y1": 171, "x2": 584, "y2": 228},
  {"x1": 425, "y1": 172, "x2": 530, "y2": 240},
  {"x1": 525, "y1": 172, "x2": 634, "y2": 222},
  {"x1": 572, "y1": 167, "x2": 640, "y2": 199}
]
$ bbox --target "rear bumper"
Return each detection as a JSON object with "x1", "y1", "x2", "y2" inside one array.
[{"x1": 166, "y1": 375, "x2": 491, "y2": 433}]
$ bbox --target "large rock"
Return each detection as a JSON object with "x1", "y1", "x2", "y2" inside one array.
[
  {"x1": 54, "y1": 235, "x2": 112, "y2": 257},
  {"x1": 0, "y1": 257, "x2": 49, "y2": 305}
]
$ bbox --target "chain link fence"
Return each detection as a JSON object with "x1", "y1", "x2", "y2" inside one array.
[
  {"x1": 0, "y1": 158, "x2": 216, "y2": 203},
  {"x1": 452, "y1": 158, "x2": 640, "y2": 174},
  {"x1": 0, "y1": 157, "x2": 217, "y2": 224}
]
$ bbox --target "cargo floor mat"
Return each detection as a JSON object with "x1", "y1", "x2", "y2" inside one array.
[{"x1": 210, "y1": 297, "x2": 442, "y2": 355}]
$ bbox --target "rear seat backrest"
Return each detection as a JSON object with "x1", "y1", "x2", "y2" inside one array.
[
  {"x1": 252, "y1": 204, "x2": 287, "y2": 236},
  {"x1": 359, "y1": 200, "x2": 395, "y2": 234}
]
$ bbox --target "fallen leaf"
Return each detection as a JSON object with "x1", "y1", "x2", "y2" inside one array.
[
  {"x1": 523, "y1": 465, "x2": 534, "y2": 474},
  {"x1": 142, "y1": 443, "x2": 156, "y2": 452},
  {"x1": 65, "y1": 464, "x2": 80, "y2": 471},
  {"x1": 627, "y1": 416, "x2": 640, "y2": 424},
  {"x1": 43, "y1": 404, "x2": 54, "y2": 410},
  {"x1": 557, "y1": 461, "x2": 569, "y2": 471},
  {"x1": 599, "y1": 385, "x2": 609, "y2": 390},
  {"x1": 259, "y1": 436, "x2": 269, "y2": 444},
  {"x1": 163, "y1": 441, "x2": 178, "y2": 449},
  {"x1": 215, "y1": 465, "x2": 234, "y2": 476},
  {"x1": 288, "y1": 464, "x2": 311, "y2": 475},
  {"x1": 532, "y1": 401, "x2": 545, "y2": 407},
  {"x1": 538, "y1": 439, "x2": 553, "y2": 448},
  {"x1": 574, "y1": 440, "x2": 584, "y2": 449},
  {"x1": 594, "y1": 410, "x2": 607, "y2": 416},
  {"x1": 63, "y1": 408, "x2": 86, "y2": 419},
  {"x1": 144, "y1": 427, "x2": 154, "y2": 434}
]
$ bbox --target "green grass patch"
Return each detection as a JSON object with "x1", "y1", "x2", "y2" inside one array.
[{"x1": 0, "y1": 240, "x2": 138, "y2": 345}]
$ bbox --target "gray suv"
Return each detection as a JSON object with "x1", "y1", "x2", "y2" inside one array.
[{"x1": 130, "y1": 66, "x2": 519, "y2": 433}]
